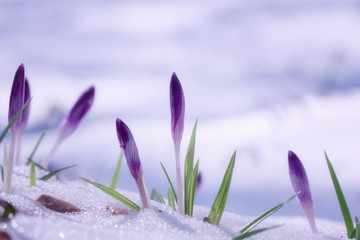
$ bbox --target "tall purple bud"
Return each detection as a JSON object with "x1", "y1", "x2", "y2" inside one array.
[
  {"x1": 8, "y1": 64, "x2": 25, "y2": 130},
  {"x1": 15, "y1": 78, "x2": 31, "y2": 165},
  {"x1": 6, "y1": 64, "x2": 25, "y2": 193},
  {"x1": 288, "y1": 150, "x2": 318, "y2": 233},
  {"x1": 116, "y1": 119, "x2": 150, "y2": 208},
  {"x1": 170, "y1": 72, "x2": 185, "y2": 214},
  {"x1": 42, "y1": 86, "x2": 95, "y2": 168}
]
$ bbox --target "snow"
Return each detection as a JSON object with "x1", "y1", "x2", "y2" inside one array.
[{"x1": 0, "y1": 166, "x2": 349, "y2": 240}]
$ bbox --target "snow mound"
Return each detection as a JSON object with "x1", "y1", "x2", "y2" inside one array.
[{"x1": 0, "y1": 166, "x2": 348, "y2": 240}]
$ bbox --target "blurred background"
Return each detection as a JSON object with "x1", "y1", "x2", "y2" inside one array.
[{"x1": 1, "y1": 0, "x2": 360, "y2": 221}]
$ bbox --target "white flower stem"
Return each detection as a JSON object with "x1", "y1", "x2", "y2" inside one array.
[
  {"x1": 14, "y1": 131, "x2": 23, "y2": 165},
  {"x1": 175, "y1": 145, "x2": 184, "y2": 214},
  {"x1": 136, "y1": 170, "x2": 150, "y2": 208},
  {"x1": 303, "y1": 205, "x2": 318, "y2": 233},
  {"x1": 4, "y1": 132, "x2": 16, "y2": 194},
  {"x1": 42, "y1": 137, "x2": 62, "y2": 168}
]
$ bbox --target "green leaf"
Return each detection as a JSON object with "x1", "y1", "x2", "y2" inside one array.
[
  {"x1": 40, "y1": 165, "x2": 77, "y2": 181},
  {"x1": 325, "y1": 152, "x2": 354, "y2": 238},
  {"x1": 207, "y1": 151, "x2": 236, "y2": 225},
  {"x1": 184, "y1": 118, "x2": 198, "y2": 215},
  {"x1": 187, "y1": 159, "x2": 199, "y2": 217},
  {"x1": 160, "y1": 162, "x2": 177, "y2": 203},
  {"x1": 81, "y1": 177, "x2": 140, "y2": 211},
  {"x1": 29, "y1": 161, "x2": 36, "y2": 186},
  {"x1": 150, "y1": 188, "x2": 160, "y2": 202},
  {"x1": 168, "y1": 188, "x2": 176, "y2": 210},
  {"x1": 234, "y1": 225, "x2": 282, "y2": 240},
  {"x1": 26, "y1": 127, "x2": 49, "y2": 165},
  {"x1": 240, "y1": 192, "x2": 299, "y2": 234},
  {"x1": 0, "y1": 97, "x2": 32, "y2": 144},
  {"x1": 355, "y1": 217, "x2": 360, "y2": 240},
  {"x1": 157, "y1": 192, "x2": 165, "y2": 204},
  {"x1": 110, "y1": 152, "x2": 123, "y2": 190},
  {"x1": 0, "y1": 199, "x2": 17, "y2": 222},
  {"x1": 0, "y1": 165, "x2": 4, "y2": 182}
]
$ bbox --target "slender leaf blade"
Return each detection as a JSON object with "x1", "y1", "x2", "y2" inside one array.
[
  {"x1": 0, "y1": 97, "x2": 32, "y2": 144},
  {"x1": 187, "y1": 159, "x2": 199, "y2": 217},
  {"x1": 30, "y1": 161, "x2": 36, "y2": 186},
  {"x1": 207, "y1": 151, "x2": 236, "y2": 225},
  {"x1": 40, "y1": 165, "x2": 77, "y2": 181},
  {"x1": 26, "y1": 127, "x2": 49, "y2": 165},
  {"x1": 0, "y1": 165, "x2": 3, "y2": 182},
  {"x1": 160, "y1": 162, "x2": 177, "y2": 203},
  {"x1": 325, "y1": 152, "x2": 354, "y2": 238},
  {"x1": 168, "y1": 188, "x2": 176, "y2": 210},
  {"x1": 234, "y1": 225, "x2": 282, "y2": 240},
  {"x1": 355, "y1": 217, "x2": 359, "y2": 240},
  {"x1": 184, "y1": 118, "x2": 198, "y2": 215},
  {"x1": 157, "y1": 192, "x2": 165, "y2": 204},
  {"x1": 110, "y1": 152, "x2": 123, "y2": 190},
  {"x1": 81, "y1": 177, "x2": 140, "y2": 211},
  {"x1": 240, "y1": 192, "x2": 299, "y2": 234}
]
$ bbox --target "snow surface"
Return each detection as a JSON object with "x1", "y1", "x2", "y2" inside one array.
[
  {"x1": 0, "y1": 166, "x2": 349, "y2": 240},
  {"x1": 0, "y1": 0, "x2": 359, "y2": 226}
]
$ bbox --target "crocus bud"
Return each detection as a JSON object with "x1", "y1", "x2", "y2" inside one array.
[
  {"x1": 170, "y1": 72, "x2": 185, "y2": 214},
  {"x1": 195, "y1": 171, "x2": 202, "y2": 195},
  {"x1": 116, "y1": 119, "x2": 150, "y2": 208},
  {"x1": 19, "y1": 79, "x2": 31, "y2": 134},
  {"x1": 288, "y1": 150, "x2": 318, "y2": 233},
  {"x1": 8, "y1": 64, "x2": 25, "y2": 131},
  {"x1": 42, "y1": 86, "x2": 95, "y2": 167},
  {"x1": 15, "y1": 79, "x2": 31, "y2": 165},
  {"x1": 170, "y1": 72, "x2": 185, "y2": 148},
  {"x1": 58, "y1": 86, "x2": 95, "y2": 140}
]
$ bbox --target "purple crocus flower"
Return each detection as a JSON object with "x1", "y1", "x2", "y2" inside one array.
[
  {"x1": 5, "y1": 64, "x2": 26, "y2": 194},
  {"x1": 170, "y1": 72, "x2": 185, "y2": 214},
  {"x1": 195, "y1": 171, "x2": 202, "y2": 195},
  {"x1": 42, "y1": 86, "x2": 95, "y2": 167},
  {"x1": 8, "y1": 64, "x2": 25, "y2": 130},
  {"x1": 15, "y1": 78, "x2": 31, "y2": 165},
  {"x1": 288, "y1": 150, "x2": 318, "y2": 233},
  {"x1": 116, "y1": 119, "x2": 150, "y2": 208}
]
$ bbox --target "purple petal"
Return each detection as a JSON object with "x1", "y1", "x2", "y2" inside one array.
[
  {"x1": 288, "y1": 150, "x2": 313, "y2": 205},
  {"x1": 8, "y1": 64, "x2": 25, "y2": 130},
  {"x1": 288, "y1": 150, "x2": 318, "y2": 233},
  {"x1": 58, "y1": 86, "x2": 95, "y2": 139},
  {"x1": 170, "y1": 72, "x2": 185, "y2": 147},
  {"x1": 116, "y1": 119, "x2": 141, "y2": 181},
  {"x1": 20, "y1": 79, "x2": 31, "y2": 133},
  {"x1": 195, "y1": 171, "x2": 202, "y2": 195}
]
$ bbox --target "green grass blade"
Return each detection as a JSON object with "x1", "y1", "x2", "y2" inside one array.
[
  {"x1": 187, "y1": 159, "x2": 199, "y2": 217},
  {"x1": 240, "y1": 192, "x2": 299, "y2": 234},
  {"x1": 150, "y1": 188, "x2": 158, "y2": 201},
  {"x1": 26, "y1": 127, "x2": 49, "y2": 165},
  {"x1": 234, "y1": 225, "x2": 282, "y2": 240},
  {"x1": 110, "y1": 152, "x2": 123, "y2": 190},
  {"x1": 168, "y1": 188, "x2": 176, "y2": 210},
  {"x1": 157, "y1": 192, "x2": 165, "y2": 204},
  {"x1": 355, "y1": 217, "x2": 359, "y2": 240},
  {"x1": 184, "y1": 118, "x2": 198, "y2": 215},
  {"x1": 325, "y1": 152, "x2": 354, "y2": 238},
  {"x1": 30, "y1": 161, "x2": 36, "y2": 186},
  {"x1": 0, "y1": 165, "x2": 4, "y2": 182},
  {"x1": 207, "y1": 151, "x2": 236, "y2": 225},
  {"x1": 81, "y1": 177, "x2": 140, "y2": 211},
  {"x1": 40, "y1": 165, "x2": 77, "y2": 181},
  {"x1": 160, "y1": 162, "x2": 177, "y2": 203},
  {"x1": 0, "y1": 97, "x2": 32, "y2": 144}
]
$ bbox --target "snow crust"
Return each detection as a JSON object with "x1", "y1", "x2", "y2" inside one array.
[{"x1": 0, "y1": 166, "x2": 349, "y2": 240}]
